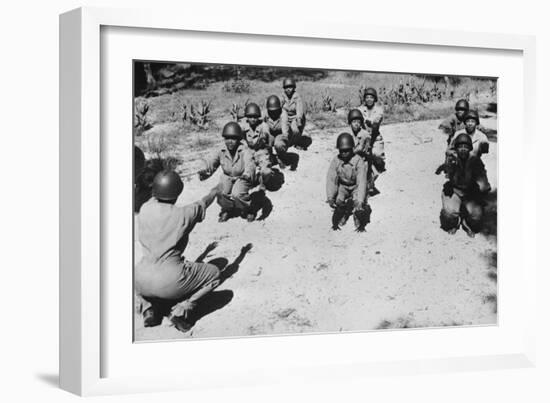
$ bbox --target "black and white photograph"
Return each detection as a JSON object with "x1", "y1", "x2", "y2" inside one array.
[{"x1": 133, "y1": 61, "x2": 498, "y2": 341}]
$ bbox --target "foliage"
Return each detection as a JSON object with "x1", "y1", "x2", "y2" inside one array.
[{"x1": 134, "y1": 100, "x2": 153, "y2": 135}]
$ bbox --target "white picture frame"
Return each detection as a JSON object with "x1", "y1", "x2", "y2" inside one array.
[{"x1": 59, "y1": 6, "x2": 537, "y2": 396}]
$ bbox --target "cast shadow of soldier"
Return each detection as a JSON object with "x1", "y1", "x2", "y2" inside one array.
[
  {"x1": 182, "y1": 242, "x2": 253, "y2": 327},
  {"x1": 478, "y1": 189, "x2": 497, "y2": 237}
]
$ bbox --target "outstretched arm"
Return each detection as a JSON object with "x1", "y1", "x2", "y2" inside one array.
[{"x1": 201, "y1": 184, "x2": 220, "y2": 209}]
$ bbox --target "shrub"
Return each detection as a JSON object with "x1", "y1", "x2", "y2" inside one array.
[
  {"x1": 222, "y1": 78, "x2": 251, "y2": 94},
  {"x1": 134, "y1": 100, "x2": 153, "y2": 135}
]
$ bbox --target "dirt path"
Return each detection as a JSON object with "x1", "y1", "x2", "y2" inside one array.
[{"x1": 134, "y1": 118, "x2": 498, "y2": 341}]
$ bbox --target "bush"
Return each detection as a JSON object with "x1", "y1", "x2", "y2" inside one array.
[{"x1": 222, "y1": 78, "x2": 251, "y2": 94}]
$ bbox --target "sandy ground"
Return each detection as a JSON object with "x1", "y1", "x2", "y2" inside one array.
[{"x1": 134, "y1": 117, "x2": 498, "y2": 341}]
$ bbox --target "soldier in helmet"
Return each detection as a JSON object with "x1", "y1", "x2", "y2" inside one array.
[
  {"x1": 239, "y1": 102, "x2": 276, "y2": 189},
  {"x1": 357, "y1": 88, "x2": 386, "y2": 192},
  {"x1": 264, "y1": 94, "x2": 292, "y2": 169},
  {"x1": 358, "y1": 87, "x2": 385, "y2": 167},
  {"x1": 198, "y1": 122, "x2": 257, "y2": 222},
  {"x1": 448, "y1": 110, "x2": 490, "y2": 158},
  {"x1": 439, "y1": 133, "x2": 491, "y2": 237},
  {"x1": 135, "y1": 170, "x2": 222, "y2": 332},
  {"x1": 347, "y1": 109, "x2": 370, "y2": 159},
  {"x1": 326, "y1": 133, "x2": 370, "y2": 232},
  {"x1": 281, "y1": 78, "x2": 312, "y2": 151},
  {"x1": 439, "y1": 99, "x2": 494, "y2": 144}
]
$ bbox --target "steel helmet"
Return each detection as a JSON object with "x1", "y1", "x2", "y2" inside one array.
[
  {"x1": 152, "y1": 170, "x2": 184, "y2": 201},
  {"x1": 244, "y1": 102, "x2": 261, "y2": 118},
  {"x1": 364, "y1": 87, "x2": 378, "y2": 102},
  {"x1": 266, "y1": 95, "x2": 282, "y2": 111},
  {"x1": 283, "y1": 78, "x2": 296, "y2": 88},
  {"x1": 134, "y1": 146, "x2": 145, "y2": 178},
  {"x1": 454, "y1": 133, "x2": 473, "y2": 150},
  {"x1": 347, "y1": 109, "x2": 364, "y2": 124},
  {"x1": 463, "y1": 109, "x2": 480, "y2": 125},
  {"x1": 222, "y1": 121, "x2": 243, "y2": 139},
  {"x1": 455, "y1": 99, "x2": 469, "y2": 111},
  {"x1": 336, "y1": 132, "x2": 355, "y2": 150}
]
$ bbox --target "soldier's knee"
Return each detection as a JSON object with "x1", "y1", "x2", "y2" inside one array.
[
  {"x1": 465, "y1": 202, "x2": 483, "y2": 220},
  {"x1": 440, "y1": 209, "x2": 459, "y2": 230}
]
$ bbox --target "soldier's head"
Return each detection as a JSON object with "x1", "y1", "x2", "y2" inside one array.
[
  {"x1": 283, "y1": 78, "x2": 296, "y2": 98},
  {"x1": 152, "y1": 170, "x2": 183, "y2": 204},
  {"x1": 266, "y1": 95, "x2": 282, "y2": 119},
  {"x1": 454, "y1": 133, "x2": 473, "y2": 160},
  {"x1": 244, "y1": 102, "x2": 261, "y2": 127},
  {"x1": 463, "y1": 109, "x2": 479, "y2": 133},
  {"x1": 347, "y1": 109, "x2": 365, "y2": 134},
  {"x1": 455, "y1": 99, "x2": 469, "y2": 120},
  {"x1": 363, "y1": 87, "x2": 378, "y2": 108},
  {"x1": 222, "y1": 122, "x2": 243, "y2": 152},
  {"x1": 336, "y1": 132, "x2": 355, "y2": 162}
]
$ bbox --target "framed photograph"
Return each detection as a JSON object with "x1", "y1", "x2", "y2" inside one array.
[{"x1": 60, "y1": 7, "x2": 537, "y2": 396}]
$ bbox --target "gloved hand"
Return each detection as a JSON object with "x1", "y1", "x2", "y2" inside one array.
[
  {"x1": 327, "y1": 199, "x2": 337, "y2": 209},
  {"x1": 443, "y1": 181, "x2": 454, "y2": 197},
  {"x1": 198, "y1": 169, "x2": 209, "y2": 181}
]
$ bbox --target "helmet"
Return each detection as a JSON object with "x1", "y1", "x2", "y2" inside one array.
[
  {"x1": 336, "y1": 132, "x2": 355, "y2": 150},
  {"x1": 266, "y1": 95, "x2": 282, "y2": 111},
  {"x1": 152, "y1": 170, "x2": 184, "y2": 201},
  {"x1": 134, "y1": 146, "x2": 145, "y2": 178},
  {"x1": 364, "y1": 87, "x2": 378, "y2": 102},
  {"x1": 347, "y1": 109, "x2": 364, "y2": 124},
  {"x1": 283, "y1": 78, "x2": 296, "y2": 88},
  {"x1": 454, "y1": 133, "x2": 473, "y2": 150},
  {"x1": 463, "y1": 109, "x2": 480, "y2": 125},
  {"x1": 244, "y1": 103, "x2": 261, "y2": 118},
  {"x1": 455, "y1": 99, "x2": 469, "y2": 111},
  {"x1": 222, "y1": 122, "x2": 243, "y2": 139}
]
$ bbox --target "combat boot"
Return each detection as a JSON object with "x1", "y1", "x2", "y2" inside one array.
[
  {"x1": 219, "y1": 210, "x2": 231, "y2": 222},
  {"x1": 143, "y1": 307, "x2": 163, "y2": 327},
  {"x1": 170, "y1": 315, "x2": 194, "y2": 333}
]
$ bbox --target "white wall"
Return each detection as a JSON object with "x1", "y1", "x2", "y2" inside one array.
[{"x1": 0, "y1": 0, "x2": 548, "y2": 401}]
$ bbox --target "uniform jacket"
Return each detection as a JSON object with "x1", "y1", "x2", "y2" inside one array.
[
  {"x1": 358, "y1": 104, "x2": 384, "y2": 135},
  {"x1": 281, "y1": 92, "x2": 305, "y2": 122},
  {"x1": 264, "y1": 110, "x2": 290, "y2": 137},
  {"x1": 202, "y1": 143, "x2": 256, "y2": 179},
  {"x1": 138, "y1": 198, "x2": 206, "y2": 262},
  {"x1": 351, "y1": 127, "x2": 371, "y2": 158},
  {"x1": 448, "y1": 154, "x2": 490, "y2": 197},
  {"x1": 240, "y1": 121, "x2": 273, "y2": 150},
  {"x1": 326, "y1": 154, "x2": 368, "y2": 203},
  {"x1": 449, "y1": 128, "x2": 490, "y2": 158}
]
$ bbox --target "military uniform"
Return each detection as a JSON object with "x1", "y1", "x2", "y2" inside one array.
[
  {"x1": 240, "y1": 121, "x2": 274, "y2": 186},
  {"x1": 440, "y1": 155, "x2": 490, "y2": 232},
  {"x1": 201, "y1": 143, "x2": 256, "y2": 207},
  {"x1": 135, "y1": 198, "x2": 221, "y2": 312},
  {"x1": 265, "y1": 110, "x2": 291, "y2": 156},
  {"x1": 326, "y1": 154, "x2": 368, "y2": 211},
  {"x1": 281, "y1": 91, "x2": 306, "y2": 135},
  {"x1": 449, "y1": 129, "x2": 490, "y2": 158},
  {"x1": 358, "y1": 104, "x2": 386, "y2": 171},
  {"x1": 350, "y1": 127, "x2": 371, "y2": 160}
]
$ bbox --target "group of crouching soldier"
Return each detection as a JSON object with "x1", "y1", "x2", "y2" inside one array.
[
  {"x1": 133, "y1": 79, "x2": 494, "y2": 332},
  {"x1": 134, "y1": 78, "x2": 312, "y2": 332},
  {"x1": 436, "y1": 99, "x2": 492, "y2": 237}
]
